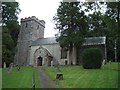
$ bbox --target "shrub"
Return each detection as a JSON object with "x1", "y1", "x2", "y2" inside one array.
[{"x1": 81, "y1": 48, "x2": 103, "y2": 69}]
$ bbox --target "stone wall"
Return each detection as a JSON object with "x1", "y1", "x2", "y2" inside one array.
[
  {"x1": 30, "y1": 44, "x2": 60, "y2": 65},
  {"x1": 29, "y1": 43, "x2": 105, "y2": 66},
  {"x1": 30, "y1": 44, "x2": 70, "y2": 66}
]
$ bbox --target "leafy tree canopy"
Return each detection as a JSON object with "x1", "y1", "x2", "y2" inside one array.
[{"x1": 54, "y1": 2, "x2": 88, "y2": 49}]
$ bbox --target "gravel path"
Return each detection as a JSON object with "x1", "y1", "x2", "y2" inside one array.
[{"x1": 38, "y1": 66, "x2": 57, "y2": 89}]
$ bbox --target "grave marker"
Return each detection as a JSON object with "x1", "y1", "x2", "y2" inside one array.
[
  {"x1": 8, "y1": 63, "x2": 13, "y2": 73},
  {"x1": 4, "y1": 62, "x2": 6, "y2": 68}
]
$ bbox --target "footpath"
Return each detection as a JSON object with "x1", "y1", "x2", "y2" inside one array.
[{"x1": 37, "y1": 66, "x2": 57, "y2": 89}]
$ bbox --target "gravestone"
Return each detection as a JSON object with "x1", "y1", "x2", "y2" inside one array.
[
  {"x1": 51, "y1": 61, "x2": 53, "y2": 67},
  {"x1": 4, "y1": 62, "x2": 6, "y2": 68},
  {"x1": 108, "y1": 61, "x2": 111, "y2": 64},
  {"x1": 54, "y1": 60, "x2": 63, "y2": 80},
  {"x1": 17, "y1": 65, "x2": 20, "y2": 71},
  {"x1": 55, "y1": 66, "x2": 63, "y2": 80},
  {"x1": 8, "y1": 63, "x2": 13, "y2": 73},
  {"x1": 56, "y1": 73, "x2": 63, "y2": 80},
  {"x1": 102, "y1": 59, "x2": 105, "y2": 66}
]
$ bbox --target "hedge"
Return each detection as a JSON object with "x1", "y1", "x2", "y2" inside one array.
[{"x1": 81, "y1": 48, "x2": 103, "y2": 69}]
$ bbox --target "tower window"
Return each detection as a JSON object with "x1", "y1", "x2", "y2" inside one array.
[
  {"x1": 37, "y1": 25, "x2": 39, "y2": 29},
  {"x1": 26, "y1": 23, "x2": 28, "y2": 28}
]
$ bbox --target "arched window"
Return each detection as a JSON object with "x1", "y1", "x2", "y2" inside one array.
[{"x1": 61, "y1": 47, "x2": 67, "y2": 59}]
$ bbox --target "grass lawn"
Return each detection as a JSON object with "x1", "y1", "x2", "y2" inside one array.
[
  {"x1": 43, "y1": 62, "x2": 119, "y2": 88},
  {"x1": 0, "y1": 68, "x2": 2, "y2": 90},
  {"x1": 2, "y1": 66, "x2": 40, "y2": 88}
]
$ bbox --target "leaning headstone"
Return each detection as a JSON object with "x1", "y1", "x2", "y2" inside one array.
[
  {"x1": 102, "y1": 59, "x2": 105, "y2": 66},
  {"x1": 4, "y1": 62, "x2": 6, "y2": 68},
  {"x1": 102, "y1": 59, "x2": 105, "y2": 69},
  {"x1": 109, "y1": 61, "x2": 111, "y2": 64}
]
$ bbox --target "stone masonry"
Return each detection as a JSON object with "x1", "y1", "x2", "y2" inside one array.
[{"x1": 15, "y1": 16, "x2": 45, "y2": 65}]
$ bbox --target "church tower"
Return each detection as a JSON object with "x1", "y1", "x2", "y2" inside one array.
[{"x1": 15, "y1": 16, "x2": 45, "y2": 65}]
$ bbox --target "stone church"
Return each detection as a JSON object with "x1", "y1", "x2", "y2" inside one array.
[{"x1": 15, "y1": 16, "x2": 107, "y2": 67}]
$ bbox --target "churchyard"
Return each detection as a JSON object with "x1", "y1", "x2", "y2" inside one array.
[
  {"x1": 1, "y1": 62, "x2": 119, "y2": 88},
  {"x1": 2, "y1": 0, "x2": 120, "y2": 89},
  {"x1": 2, "y1": 66, "x2": 40, "y2": 88},
  {"x1": 43, "y1": 62, "x2": 119, "y2": 88}
]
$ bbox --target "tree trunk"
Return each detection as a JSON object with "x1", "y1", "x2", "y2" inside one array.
[{"x1": 69, "y1": 44, "x2": 77, "y2": 65}]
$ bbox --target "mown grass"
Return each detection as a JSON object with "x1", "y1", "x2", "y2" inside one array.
[
  {"x1": 0, "y1": 68, "x2": 2, "y2": 90},
  {"x1": 2, "y1": 66, "x2": 40, "y2": 88},
  {"x1": 44, "y1": 62, "x2": 119, "y2": 88}
]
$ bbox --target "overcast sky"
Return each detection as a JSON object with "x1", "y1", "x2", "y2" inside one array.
[
  {"x1": 15, "y1": 0, "x2": 108, "y2": 38},
  {"x1": 16, "y1": 0, "x2": 62, "y2": 38}
]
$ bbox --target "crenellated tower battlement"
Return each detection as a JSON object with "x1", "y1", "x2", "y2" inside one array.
[{"x1": 21, "y1": 16, "x2": 45, "y2": 27}]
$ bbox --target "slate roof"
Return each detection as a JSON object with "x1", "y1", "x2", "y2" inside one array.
[
  {"x1": 31, "y1": 36, "x2": 106, "y2": 46},
  {"x1": 31, "y1": 37, "x2": 58, "y2": 46},
  {"x1": 83, "y1": 36, "x2": 106, "y2": 45}
]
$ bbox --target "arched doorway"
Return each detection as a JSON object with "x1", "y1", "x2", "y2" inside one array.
[
  {"x1": 37, "y1": 56, "x2": 42, "y2": 66},
  {"x1": 34, "y1": 46, "x2": 53, "y2": 67}
]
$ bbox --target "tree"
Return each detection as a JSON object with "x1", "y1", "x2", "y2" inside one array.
[
  {"x1": 104, "y1": 1, "x2": 120, "y2": 61},
  {"x1": 2, "y1": 2, "x2": 20, "y2": 44},
  {"x1": 53, "y1": 2, "x2": 88, "y2": 64},
  {"x1": 2, "y1": 27, "x2": 15, "y2": 67},
  {"x1": 85, "y1": 1, "x2": 120, "y2": 61},
  {"x1": 54, "y1": 2, "x2": 89, "y2": 46},
  {"x1": 2, "y1": 2, "x2": 20, "y2": 67},
  {"x1": 105, "y1": 1, "x2": 120, "y2": 36},
  {"x1": 2, "y1": 2, "x2": 20, "y2": 25},
  {"x1": 87, "y1": 12, "x2": 107, "y2": 37},
  {"x1": 54, "y1": 1, "x2": 120, "y2": 63},
  {"x1": 6, "y1": 20, "x2": 20, "y2": 45}
]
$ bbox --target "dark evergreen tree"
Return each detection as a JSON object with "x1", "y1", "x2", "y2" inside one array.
[
  {"x1": 53, "y1": 2, "x2": 88, "y2": 64},
  {"x1": 86, "y1": 1, "x2": 120, "y2": 62},
  {"x1": 2, "y1": 2, "x2": 20, "y2": 67},
  {"x1": 104, "y1": 1, "x2": 120, "y2": 61},
  {"x1": 2, "y1": 27, "x2": 15, "y2": 67},
  {"x1": 2, "y1": 2, "x2": 20, "y2": 44}
]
